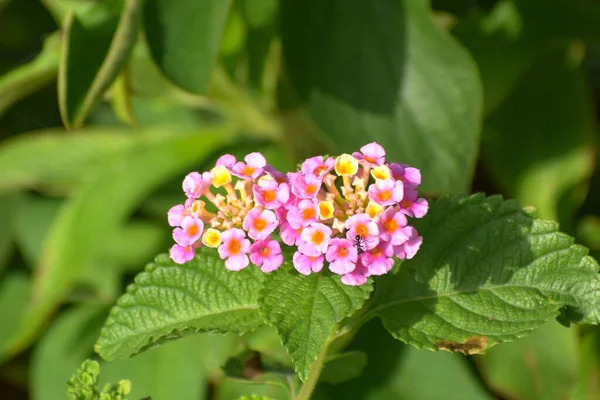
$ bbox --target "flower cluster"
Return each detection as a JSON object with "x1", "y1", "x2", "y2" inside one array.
[{"x1": 167, "y1": 143, "x2": 428, "y2": 285}]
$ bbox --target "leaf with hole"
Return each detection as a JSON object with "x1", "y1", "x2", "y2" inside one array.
[{"x1": 371, "y1": 194, "x2": 600, "y2": 352}]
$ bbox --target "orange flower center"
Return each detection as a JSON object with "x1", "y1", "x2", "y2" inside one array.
[
  {"x1": 254, "y1": 218, "x2": 268, "y2": 231},
  {"x1": 383, "y1": 219, "x2": 398, "y2": 233},
  {"x1": 356, "y1": 224, "x2": 369, "y2": 237},
  {"x1": 313, "y1": 165, "x2": 328, "y2": 176},
  {"x1": 228, "y1": 239, "x2": 241, "y2": 254},
  {"x1": 400, "y1": 199, "x2": 411, "y2": 208},
  {"x1": 337, "y1": 246, "x2": 348, "y2": 257},
  {"x1": 264, "y1": 189, "x2": 277, "y2": 202},
  {"x1": 259, "y1": 246, "x2": 271, "y2": 256},
  {"x1": 379, "y1": 190, "x2": 392, "y2": 201},
  {"x1": 370, "y1": 247, "x2": 382, "y2": 256},
  {"x1": 187, "y1": 224, "x2": 200, "y2": 236},
  {"x1": 242, "y1": 165, "x2": 255, "y2": 176},
  {"x1": 364, "y1": 156, "x2": 376, "y2": 164},
  {"x1": 311, "y1": 230, "x2": 325, "y2": 245},
  {"x1": 306, "y1": 184, "x2": 318, "y2": 195},
  {"x1": 302, "y1": 208, "x2": 316, "y2": 220}
]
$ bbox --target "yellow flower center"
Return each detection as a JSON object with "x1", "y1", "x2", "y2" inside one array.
[
  {"x1": 211, "y1": 165, "x2": 231, "y2": 187},
  {"x1": 202, "y1": 229, "x2": 221, "y2": 247},
  {"x1": 335, "y1": 154, "x2": 358, "y2": 176}
]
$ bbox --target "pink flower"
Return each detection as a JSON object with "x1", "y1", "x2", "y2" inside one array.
[
  {"x1": 345, "y1": 214, "x2": 379, "y2": 250},
  {"x1": 218, "y1": 228, "x2": 251, "y2": 270},
  {"x1": 170, "y1": 244, "x2": 195, "y2": 264},
  {"x1": 253, "y1": 181, "x2": 290, "y2": 209},
  {"x1": 368, "y1": 179, "x2": 404, "y2": 206},
  {"x1": 341, "y1": 260, "x2": 369, "y2": 286},
  {"x1": 242, "y1": 208, "x2": 278, "y2": 240},
  {"x1": 172, "y1": 215, "x2": 204, "y2": 246},
  {"x1": 298, "y1": 222, "x2": 332, "y2": 256},
  {"x1": 250, "y1": 238, "x2": 284, "y2": 272},
  {"x1": 326, "y1": 238, "x2": 358, "y2": 275},
  {"x1": 216, "y1": 154, "x2": 236, "y2": 169},
  {"x1": 183, "y1": 171, "x2": 212, "y2": 199},
  {"x1": 352, "y1": 142, "x2": 386, "y2": 166},
  {"x1": 399, "y1": 188, "x2": 429, "y2": 218},
  {"x1": 378, "y1": 207, "x2": 411, "y2": 245},
  {"x1": 280, "y1": 221, "x2": 302, "y2": 246},
  {"x1": 286, "y1": 199, "x2": 318, "y2": 229},
  {"x1": 232, "y1": 152, "x2": 267, "y2": 179},
  {"x1": 292, "y1": 252, "x2": 324, "y2": 275},
  {"x1": 290, "y1": 173, "x2": 322, "y2": 199},
  {"x1": 393, "y1": 226, "x2": 423, "y2": 259},
  {"x1": 390, "y1": 163, "x2": 421, "y2": 188},
  {"x1": 264, "y1": 164, "x2": 288, "y2": 183},
  {"x1": 301, "y1": 156, "x2": 335, "y2": 178},
  {"x1": 361, "y1": 242, "x2": 394, "y2": 276},
  {"x1": 168, "y1": 204, "x2": 186, "y2": 227}
]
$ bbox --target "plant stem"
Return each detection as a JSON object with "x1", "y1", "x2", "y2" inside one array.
[{"x1": 295, "y1": 335, "x2": 332, "y2": 400}]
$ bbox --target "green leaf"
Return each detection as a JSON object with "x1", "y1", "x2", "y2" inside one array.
[
  {"x1": 32, "y1": 305, "x2": 109, "y2": 400},
  {"x1": 0, "y1": 32, "x2": 59, "y2": 118},
  {"x1": 571, "y1": 330, "x2": 600, "y2": 400},
  {"x1": 315, "y1": 319, "x2": 493, "y2": 400},
  {"x1": 280, "y1": 0, "x2": 482, "y2": 195},
  {"x1": 259, "y1": 267, "x2": 372, "y2": 381},
  {"x1": 217, "y1": 372, "x2": 299, "y2": 400},
  {"x1": 95, "y1": 250, "x2": 265, "y2": 361},
  {"x1": 320, "y1": 351, "x2": 367, "y2": 385},
  {"x1": 4, "y1": 126, "x2": 239, "y2": 357},
  {"x1": 32, "y1": 305, "x2": 235, "y2": 400},
  {"x1": 13, "y1": 194, "x2": 62, "y2": 267},
  {"x1": 59, "y1": 0, "x2": 144, "y2": 129},
  {"x1": 453, "y1": 0, "x2": 600, "y2": 115},
  {"x1": 143, "y1": 0, "x2": 232, "y2": 94},
  {"x1": 0, "y1": 128, "x2": 173, "y2": 192},
  {"x1": 371, "y1": 194, "x2": 600, "y2": 352},
  {"x1": 0, "y1": 191, "x2": 20, "y2": 273},
  {"x1": 0, "y1": 273, "x2": 31, "y2": 361},
  {"x1": 104, "y1": 221, "x2": 167, "y2": 271},
  {"x1": 477, "y1": 320, "x2": 579, "y2": 400},
  {"x1": 481, "y1": 46, "x2": 595, "y2": 224},
  {"x1": 243, "y1": 325, "x2": 292, "y2": 368},
  {"x1": 100, "y1": 335, "x2": 209, "y2": 400}
]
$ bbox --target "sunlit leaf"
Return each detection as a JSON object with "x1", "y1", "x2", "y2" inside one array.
[
  {"x1": 372, "y1": 194, "x2": 600, "y2": 351},
  {"x1": 259, "y1": 266, "x2": 372, "y2": 381},
  {"x1": 95, "y1": 251, "x2": 265, "y2": 361}
]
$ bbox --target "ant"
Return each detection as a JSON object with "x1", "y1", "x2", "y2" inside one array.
[{"x1": 353, "y1": 235, "x2": 370, "y2": 255}]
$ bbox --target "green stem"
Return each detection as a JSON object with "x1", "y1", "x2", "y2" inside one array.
[{"x1": 295, "y1": 335, "x2": 332, "y2": 400}]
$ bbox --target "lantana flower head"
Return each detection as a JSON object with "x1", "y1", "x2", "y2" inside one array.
[{"x1": 167, "y1": 143, "x2": 428, "y2": 286}]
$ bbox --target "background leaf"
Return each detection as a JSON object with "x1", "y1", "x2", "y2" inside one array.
[
  {"x1": 371, "y1": 194, "x2": 600, "y2": 351},
  {"x1": 481, "y1": 45, "x2": 595, "y2": 225},
  {"x1": 315, "y1": 319, "x2": 493, "y2": 400},
  {"x1": 59, "y1": 0, "x2": 144, "y2": 129},
  {"x1": 259, "y1": 266, "x2": 372, "y2": 381},
  {"x1": 477, "y1": 321, "x2": 579, "y2": 400},
  {"x1": 4, "y1": 126, "x2": 240, "y2": 357},
  {"x1": 280, "y1": 0, "x2": 482, "y2": 194},
  {"x1": 143, "y1": 0, "x2": 232, "y2": 94},
  {"x1": 95, "y1": 251, "x2": 265, "y2": 361}
]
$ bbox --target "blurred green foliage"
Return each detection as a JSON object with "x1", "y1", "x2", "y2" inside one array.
[{"x1": 1, "y1": 0, "x2": 600, "y2": 399}]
